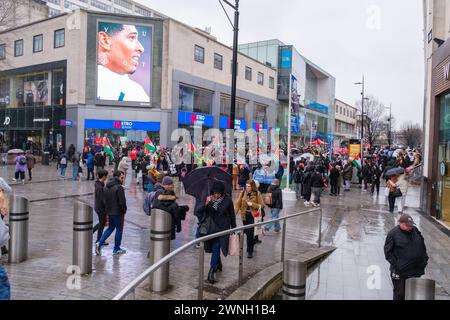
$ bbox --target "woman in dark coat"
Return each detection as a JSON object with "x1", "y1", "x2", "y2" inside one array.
[{"x1": 200, "y1": 181, "x2": 236, "y2": 284}]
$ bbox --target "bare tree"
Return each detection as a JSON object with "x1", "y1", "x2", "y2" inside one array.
[
  {"x1": 398, "y1": 122, "x2": 423, "y2": 148},
  {"x1": 356, "y1": 95, "x2": 386, "y2": 147},
  {"x1": 0, "y1": 0, "x2": 21, "y2": 31}
]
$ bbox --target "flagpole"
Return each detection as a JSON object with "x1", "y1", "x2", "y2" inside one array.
[{"x1": 286, "y1": 73, "x2": 292, "y2": 191}]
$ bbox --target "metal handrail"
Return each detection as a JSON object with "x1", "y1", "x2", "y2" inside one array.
[{"x1": 113, "y1": 207, "x2": 322, "y2": 300}]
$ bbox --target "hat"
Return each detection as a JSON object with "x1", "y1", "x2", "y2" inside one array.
[
  {"x1": 398, "y1": 214, "x2": 415, "y2": 227},
  {"x1": 162, "y1": 176, "x2": 174, "y2": 186},
  {"x1": 211, "y1": 181, "x2": 225, "y2": 195}
]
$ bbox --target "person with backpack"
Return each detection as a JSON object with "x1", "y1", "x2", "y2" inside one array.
[
  {"x1": 95, "y1": 171, "x2": 127, "y2": 256},
  {"x1": 94, "y1": 151, "x2": 106, "y2": 177},
  {"x1": 93, "y1": 169, "x2": 108, "y2": 246},
  {"x1": 13, "y1": 152, "x2": 27, "y2": 183},
  {"x1": 263, "y1": 178, "x2": 283, "y2": 234},
  {"x1": 59, "y1": 153, "x2": 68, "y2": 177},
  {"x1": 293, "y1": 164, "x2": 304, "y2": 200}
]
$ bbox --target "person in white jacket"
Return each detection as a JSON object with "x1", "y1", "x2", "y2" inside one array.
[{"x1": 396, "y1": 173, "x2": 409, "y2": 213}]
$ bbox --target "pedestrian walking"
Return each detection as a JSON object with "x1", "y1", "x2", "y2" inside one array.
[
  {"x1": 310, "y1": 166, "x2": 324, "y2": 207},
  {"x1": 95, "y1": 171, "x2": 127, "y2": 256},
  {"x1": 59, "y1": 153, "x2": 68, "y2": 177},
  {"x1": 263, "y1": 178, "x2": 283, "y2": 234},
  {"x1": 336, "y1": 165, "x2": 343, "y2": 196},
  {"x1": 371, "y1": 162, "x2": 382, "y2": 196},
  {"x1": 93, "y1": 169, "x2": 109, "y2": 245},
  {"x1": 396, "y1": 173, "x2": 409, "y2": 213},
  {"x1": 94, "y1": 151, "x2": 106, "y2": 176},
  {"x1": 329, "y1": 164, "x2": 339, "y2": 196},
  {"x1": 71, "y1": 152, "x2": 80, "y2": 181},
  {"x1": 199, "y1": 181, "x2": 236, "y2": 284},
  {"x1": 238, "y1": 164, "x2": 250, "y2": 190},
  {"x1": 343, "y1": 162, "x2": 353, "y2": 191},
  {"x1": 234, "y1": 180, "x2": 264, "y2": 259},
  {"x1": 25, "y1": 151, "x2": 35, "y2": 181},
  {"x1": 293, "y1": 164, "x2": 303, "y2": 199},
  {"x1": 86, "y1": 152, "x2": 95, "y2": 181},
  {"x1": 386, "y1": 175, "x2": 399, "y2": 213},
  {"x1": 302, "y1": 165, "x2": 314, "y2": 206},
  {"x1": 384, "y1": 214, "x2": 428, "y2": 300},
  {"x1": 13, "y1": 153, "x2": 26, "y2": 183}
]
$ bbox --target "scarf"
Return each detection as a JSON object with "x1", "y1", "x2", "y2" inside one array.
[{"x1": 211, "y1": 196, "x2": 224, "y2": 211}]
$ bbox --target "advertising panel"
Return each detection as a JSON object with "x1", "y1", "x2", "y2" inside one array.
[
  {"x1": 23, "y1": 80, "x2": 49, "y2": 106},
  {"x1": 349, "y1": 144, "x2": 361, "y2": 157},
  {"x1": 96, "y1": 21, "x2": 153, "y2": 106}
]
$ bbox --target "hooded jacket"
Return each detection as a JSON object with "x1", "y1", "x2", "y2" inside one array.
[
  {"x1": 103, "y1": 177, "x2": 127, "y2": 216},
  {"x1": 267, "y1": 184, "x2": 283, "y2": 209},
  {"x1": 384, "y1": 226, "x2": 428, "y2": 278},
  {"x1": 94, "y1": 180, "x2": 106, "y2": 214}
]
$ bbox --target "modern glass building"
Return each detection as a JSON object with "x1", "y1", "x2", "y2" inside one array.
[{"x1": 239, "y1": 40, "x2": 336, "y2": 148}]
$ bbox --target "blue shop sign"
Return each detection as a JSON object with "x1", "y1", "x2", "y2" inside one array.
[
  {"x1": 252, "y1": 123, "x2": 268, "y2": 131},
  {"x1": 307, "y1": 102, "x2": 329, "y2": 114},
  {"x1": 84, "y1": 119, "x2": 160, "y2": 131},
  {"x1": 178, "y1": 111, "x2": 214, "y2": 127},
  {"x1": 219, "y1": 117, "x2": 247, "y2": 130}
]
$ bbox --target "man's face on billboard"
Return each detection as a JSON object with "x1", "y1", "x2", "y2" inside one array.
[{"x1": 98, "y1": 25, "x2": 144, "y2": 75}]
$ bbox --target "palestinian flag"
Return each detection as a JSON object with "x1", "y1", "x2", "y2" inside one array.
[
  {"x1": 351, "y1": 154, "x2": 362, "y2": 170},
  {"x1": 103, "y1": 137, "x2": 114, "y2": 160},
  {"x1": 144, "y1": 136, "x2": 156, "y2": 154}
]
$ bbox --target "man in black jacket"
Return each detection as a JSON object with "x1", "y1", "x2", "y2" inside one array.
[
  {"x1": 264, "y1": 179, "x2": 283, "y2": 234},
  {"x1": 93, "y1": 169, "x2": 108, "y2": 244},
  {"x1": 95, "y1": 171, "x2": 127, "y2": 256},
  {"x1": 384, "y1": 214, "x2": 429, "y2": 300},
  {"x1": 329, "y1": 164, "x2": 340, "y2": 196},
  {"x1": 310, "y1": 166, "x2": 325, "y2": 207}
]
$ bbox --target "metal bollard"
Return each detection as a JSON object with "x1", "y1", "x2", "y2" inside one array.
[
  {"x1": 282, "y1": 259, "x2": 307, "y2": 300},
  {"x1": 8, "y1": 195, "x2": 29, "y2": 263},
  {"x1": 73, "y1": 200, "x2": 93, "y2": 275},
  {"x1": 405, "y1": 278, "x2": 435, "y2": 300},
  {"x1": 149, "y1": 208, "x2": 172, "y2": 292}
]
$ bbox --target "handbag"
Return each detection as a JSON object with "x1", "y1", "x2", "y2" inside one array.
[
  {"x1": 393, "y1": 188, "x2": 402, "y2": 198},
  {"x1": 228, "y1": 233, "x2": 240, "y2": 256}
]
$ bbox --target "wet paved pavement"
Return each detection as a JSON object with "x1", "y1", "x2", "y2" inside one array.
[{"x1": 0, "y1": 163, "x2": 449, "y2": 300}]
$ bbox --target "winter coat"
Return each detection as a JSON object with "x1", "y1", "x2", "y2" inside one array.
[
  {"x1": 86, "y1": 153, "x2": 95, "y2": 169},
  {"x1": 94, "y1": 153, "x2": 105, "y2": 167},
  {"x1": 238, "y1": 166, "x2": 250, "y2": 185},
  {"x1": 384, "y1": 226, "x2": 428, "y2": 278},
  {"x1": 301, "y1": 168, "x2": 314, "y2": 196},
  {"x1": 235, "y1": 190, "x2": 264, "y2": 221},
  {"x1": 157, "y1": 159, "x2": 169, "y2": 172},
  {"x1": 103, "y1": 177, "x2": 127, "y2": 216},
  {"x1": 118, "y1": 158, "x2": 129, "y2": 174},
  {"x1": 71, "y1": 154, "x2": 80, "y2": 167},
  {"x1": 329, "y1": 168, "x2": 340, "y2": 182},
  {"x1": 311, "y1": 172, "x2": 325, "y2": 188},
  {"x1": 26, "y1": 154, "x2": 35, "y2": 169},
  {"x1": 396, "y1": 174, "x2": 409, "y2": 194},
  {"x1": 94, "y1": 180, "x2": 106, "y2": 215},
  {"x1": 15, "y1": 155, "x2": 26, "y2": 172},
  {"x1": 343, "y1": 163, "x2": 353, "y2": 180},
  {"x1": 201, "y1": 196, "x2": 236, "y2": 256},
  {"x1": 293, "y1": 168, "x2": 303, "y2": 184},
  {"x1": 267, "y1": 184, "x2": 283, "y2": 209},
  {"x1": 252, "y1": 168, "x2": 266, "y2": 185}
]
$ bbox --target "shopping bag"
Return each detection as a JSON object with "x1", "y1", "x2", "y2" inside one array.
[
  {"x1": 228, "y1": 233, "x2": 240, "y2": 256},
  {"x1": 253, "y1": 215, "x2": 263, "y2": 236},
  {"x1": 384, "y1": 187, "x2": 390, "y2": 197}
]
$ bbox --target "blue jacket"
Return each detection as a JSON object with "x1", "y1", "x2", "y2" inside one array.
[{"x1": 86, "y1": 153, "x2": 95, "y2": 169}]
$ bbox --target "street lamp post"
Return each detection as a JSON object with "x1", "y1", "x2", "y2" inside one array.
[
  {"x1": 220, "y1": 0, "x2": 239, "y2": 172},
  {"x1": 355, "y1": 75, "x2": 365, "y2": 160},
  {"x1": 386, "y1": 104, "x2": 392, "y2": 148}
]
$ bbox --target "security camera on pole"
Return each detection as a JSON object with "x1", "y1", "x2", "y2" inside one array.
[{"x1": 282, "y1": 73, "x2": 298, "y2": 201}]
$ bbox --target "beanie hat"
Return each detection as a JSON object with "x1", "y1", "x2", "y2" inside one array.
[
  {"x1": 211, "y1": 181, "x2": 225, "y2": 195},
  {"x1": 162, "y1": 176, "x2": 174, "y2": 186}
]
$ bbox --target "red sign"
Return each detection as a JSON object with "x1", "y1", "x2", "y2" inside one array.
[{"x1": 113, "y1": 121, "x2": 122, "y2": 129}]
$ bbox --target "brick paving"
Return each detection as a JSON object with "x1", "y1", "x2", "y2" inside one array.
[{"x1": 0, "y1": 163, "x2": 449, "y2": 300}]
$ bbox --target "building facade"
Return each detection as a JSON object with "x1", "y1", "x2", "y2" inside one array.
[
  {"x1": 422, "y1": 0, "x2": 450, "y2": 227},
  {"x1": 334, "y1": 99, "x2": 357, "y2": 148},
  {"x1": 238, "y1": 40, "x2": 336, "y2": 148},
  {"x1": 0, "y1": 9, "x2": 278, "y2": 153}
]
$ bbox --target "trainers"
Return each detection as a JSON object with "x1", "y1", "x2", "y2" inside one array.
[
  {"x1": 95, "y1": 242, "x2": 102, "y2": 256},
  {"x1": 12, "y1": 178, "x2": 16, "y2": 182},
  {"x1": 304, "y1": 201, "x2": 310, "y2": 207},
  {"x1": 113, "y1": 249, "x2": 127, "y2": 255}
]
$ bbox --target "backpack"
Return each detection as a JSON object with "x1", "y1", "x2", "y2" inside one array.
[
  {"x1": 264, "y1": 192, "x2": 273, "y2": 206},
  {"x1": 60, "y1": 157, "x2": 67, "y2": 165},
  {"x1": 143, "y1": 191, "x2": 157, "y2": 215},
  {"x1": 19, "y1": 157, "x2": 26, "y2": 165}
]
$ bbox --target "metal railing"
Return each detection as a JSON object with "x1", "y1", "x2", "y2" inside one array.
[{"x1": 113, "y1": 207, "x2": 322, "y2": 300}]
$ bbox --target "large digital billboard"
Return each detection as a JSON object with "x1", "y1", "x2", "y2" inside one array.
[{"x1": 96, "y1": 21, "x2": 152, "y2": 106}]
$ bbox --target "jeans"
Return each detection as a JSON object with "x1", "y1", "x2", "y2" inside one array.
[
  {"x1": 210, "y1": 238, "x2": 221, "y2": 269},
  {"x1": 330, "y1": 180, "x2": 338, "y2": 195},
  {"x1": 295, "y1": 183, "x2": 302, "y2": 199},
  {"x1": 60, "y1": 166, "x2": 67, "y2": 176},
  {"x1": 243, "y1": 212, "x2": 255, "y2": 254},
  {"x1": 72, "y1": 166, "x2": 79, "y2": 180},
  {"x1": 93, "y1": 211, "x2": 107, "y2": 243},
  {"x1": 87, "y1": 168, "x2": 94, "y2": 180},
  {"x1": 388, "y1": 193, "x2": 396, "y2": 213},
  {"x1": 0, "y1": 265, "x2": 10, "y2": 300},
  {"x1": 98, "y1": 215, "x2": 125, "y2": 252},
  {"x1": 311, "y1": 187, "x2": 322, "y2": 204},
  {"x1": 264, "y1": 208, "x2": 281, "y2": 232},
  {"x1": 371, "y1": 180, "x2": 380, "y2": 194}
]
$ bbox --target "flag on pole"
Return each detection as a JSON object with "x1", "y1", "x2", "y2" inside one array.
[
  {"x1": 102, "y1": 136, "x2": 114, "y2": 160},
  {"x1": 351, "y1": 154, "x2": 362, "y2": 170},
  {"x1": 144, "y1": 136, "x2": 156, "y2": 154}
]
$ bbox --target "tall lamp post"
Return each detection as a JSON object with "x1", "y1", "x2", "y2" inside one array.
[
  {"x1": 386, "y1": 104, "x2": 392, "y2": 148},
  {"x1": 355, "y1": 75, "x2": 365, "y2": 160},
  {"x1": 220, "y1": 0, "x2": 239, "y2": 172}
]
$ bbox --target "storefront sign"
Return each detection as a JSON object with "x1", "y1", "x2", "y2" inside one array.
[
  {"x1": 84, "y1": 119, "x2": 160, "y2": 131},
  {"x1": 252, "y1": 123, "x2": 268, "y2": 131},
  {"x1": 219, "y1": 117, "x2": 247, "y2": 130},
  {"x1": 307, "y1": 102, "x2": 329, "y2": 114},
  {"x1": 3, "y1": 117, "x2": 10, "y2": 126},
  {"x1": 59, "y1": 120, "x2": 73, "y2": 127},
  {"x1": 178, "y1": 111, "x2": 214, "y2": 127},
  {"x1": 33, "y1": 118, "x2": 50, "y2": 122}
]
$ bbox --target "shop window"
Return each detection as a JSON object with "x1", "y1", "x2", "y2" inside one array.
[
  {"x1": 269, "y1": 76, "x2": 275, "y2": 89},
  {"x1": 14, "y1": 40, "x2": 23, "y2": 57},
  {"x1": 179, "y1": 84, "x2": 212, "y2": 114},
  {"x1": 52, "y1": 69, "x2": 65, "y2": 105},
  {"x1": 33, "y1": 34, "x2": 43, "y2": 53},
  {"x1": 220, "y1": 96, "x2": 246, "y2": 119},
  {"x1": 255, "y1": 103, "x2": 267, "y2": 124},
  {"x1": 0, "y1": 78, "x2": 10, "y2": 108},
  {"x1": 0, "y1": 44, "x2": 5, "y2": 60},
  {"x1": 194, "y1": 45, "x2": 204, "y2": 63},
  {"x1": 214, "y1": 53, "x2": 223, "y2": 70}
]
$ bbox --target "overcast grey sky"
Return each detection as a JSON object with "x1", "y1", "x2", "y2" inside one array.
[{"x1": 140, "y1": 0, "x2": 424, "y2": 129}]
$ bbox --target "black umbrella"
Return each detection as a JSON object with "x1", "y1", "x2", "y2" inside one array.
[
  {"x1": 182, "y1": 166, "x2": 233, "y2": 199},
  {"x1": 385, "y1": 167, "x2": 405, "y2": 177}
]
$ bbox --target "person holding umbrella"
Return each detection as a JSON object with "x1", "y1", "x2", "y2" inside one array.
[
  {"x1": 235, "y1": 180, "x2": 264, "y2": 259},
  {"x1": 200, "y1": 181, "x2": 236, "y2": 284}
]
